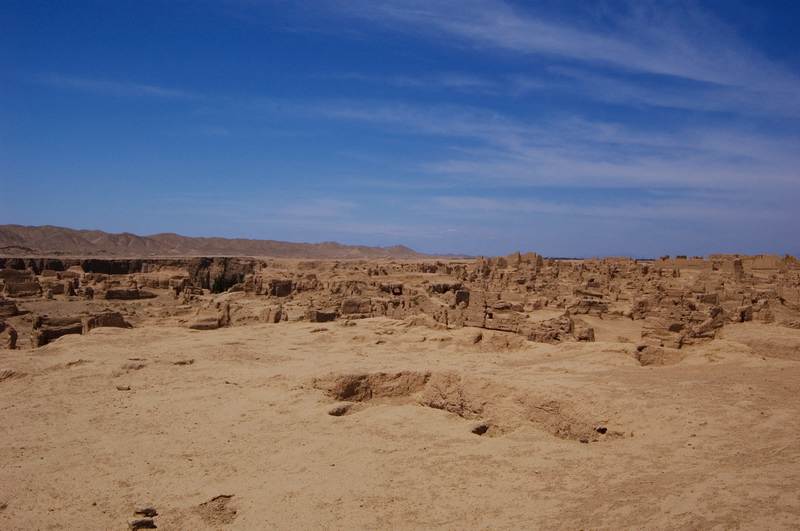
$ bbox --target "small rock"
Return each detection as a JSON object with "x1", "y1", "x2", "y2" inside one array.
[
  {"x1": 129, "y1": 518, "x2": 156, "y2": 530},
  {"x1": 134, "y1": 506, "x2": 158, "y2": 517},
  {"x1": 173, "y1": 359, "x2": 194, "y2": 366},
  {"x1": 328, "y1": 403, "x2": 353, "y2": 417},
  {"x1": 579, "y1": 436, "x2": 590, "y2": 444},
  {"x1": 594, "y1": 425, "x2": 608, "y2": 434},
  {"x1": 188, "y1": 316, "x2": 220, "y2": 330},
  {"x1": 116, "y1": 385, "x2": 131, "y2": 391},
  {"x1": 470, "y1": 422, "x2": 489, "y2": 436}
]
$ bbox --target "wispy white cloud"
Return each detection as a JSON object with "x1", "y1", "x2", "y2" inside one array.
[
  {"x1": 332, "y1": 0, "x2": 800, "y2": 118},
  {"x1": 321, "y1": 71, "x2": 499, "y2": 93},
  {"x1": 341, "y1": 0, "x2": 799, "y2": 90},
  {"x1": 37, "y1": 74, "x2": 199, "y2": 99},
  {"x1": 515, "y1": 67, "x2": 800, "y2": 117},
  {"x1": 300, "y1": 99, "x2": 800, "y2": 192},
  {"x1": 430, "y1": 194, "x2": 791, "y2": 223}
]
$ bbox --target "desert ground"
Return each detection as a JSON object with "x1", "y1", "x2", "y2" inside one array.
[{"x1": 2, "y1": 252, "x2": 800, "y2": 529}]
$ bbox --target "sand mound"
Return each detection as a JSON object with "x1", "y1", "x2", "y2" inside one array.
[
  {"x1": 456, "y1": 328, "x2": 529, "y2": 352},
  {"x1": 635, "y1": 345, "x2": 685, "y2": 366},
  {"x1": 721, "y1": 323, "x2": 800, "y2": 361},
  {"x1": 314, "y1": 370, "x2": 619, "y2": 441},
  {"x1": 196, "y1": 495, "x2": 237, "y2": 526},
  {"x1": 313, "y1": 371, "x2": 432, "y2": 402}
]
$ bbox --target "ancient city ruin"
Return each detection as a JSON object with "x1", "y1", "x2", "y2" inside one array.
[
  {"x1": 2, "y1": 247, "x2": 800, "y2": 528},
  {"x1": 3, "y1": 253, "x2": 798, "y2": 356}
]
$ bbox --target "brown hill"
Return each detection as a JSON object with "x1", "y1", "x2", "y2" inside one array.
[{"x1": 0, "y1": 225, "x2": 426, "y2": 259}]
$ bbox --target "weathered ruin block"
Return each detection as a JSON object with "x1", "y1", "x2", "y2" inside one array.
[
  {"x1": 699, "y1": 293, "x2": 720, "y2": 305},
  {"x1": 463, "y1": 308, "x2": 486, "y2": 328},
  {"x1": 445, "y1": 307, "x2": 466, "y2": 327},
  {"x1": 635, "y1": 345, "x2": 683, "y2": 366},
  {"x1": 641, "y1": 316, "x2": 684, "y2": 348},
  {"x1": 3, "y1": 281, "x2": 42, "y2": 298},
  {"x1": 0, "y1": 321, "x2": 17, "y2": 349},
  {"x1": 0, "y1": 298, "x2": 19, "y2": 318},
  {"x1": 217, "y1": 301, "x2": 231, "y2": 327},
  {"x1": 83, "y1": 273, "x2": 106, "y2": 283},
  {"x1": 379, "y1": 283, "x2": 404, "y2": 296},
  {"x1": 626, "y1": 299, "x2": 651, "y2": 321},
  {"x1": 428, "y1": 282, "x2": 462, "y2": 294},
  {"x1": 169, "y1": 277, "x2": 187, "y2": 291},
  {"x1": 733, "y1": 258, "x2": 744, "y2": 281},
  {"x1": 492, "y1": 301, "x2": 514, "y2": 311},
  {"x1": 263, "y1": 306, "x2": 284, "y2": 323},
  {"x1": 383, "y1": 299, "x2": 409, "y2": 320},
  {"x1": 31, "y1": 316, "x2": 84, "y2": 347},
  {"x1": 188, "y1": 315, "x2": 220, "y2": 330},
  {"x1": 484, "y1": 312, "x2": 521, "y2": 333},
  {"x1": 574, "y1": 287, "x2": 603, "y2": 298},
  {"x1": 454, "y1": 290, "x2": 470, "y2": 307},
  {"x1": 41, "y1": 280, "x2": 65, "y2": 295},
  {"x1": 734, "y1": 305, "x2": 753, "y2": 323},
  {"x1": 567, "y1": 297, "x2": 609, "y2": 316},
  {"x1": 340, "y1": 297, "x2": 372, "y2": 315},
  {"x1": 306, "y1": 309, "x2": 337, "y2": 322},
  {"x1": 64, "y1": 281, "x2": 76, "y2": 297},
  {"x1": 268, "y1": 279, "x2": 293, "y2": 297},
  {"x1": 519, "y1": 315, "x2": 574, "y2": 343},
  {"x1": 82, "y1": 312, "x2": 130, "y2": 333},
  {"x1": 0, "y1": 269, "x2": 34, "y2": 282},
  {"x1": 103, "y1": 288, "x2": 157, "y2": 300},
  {"x1": 573, "y1": 320, "x2": 595, "y2": 342}
]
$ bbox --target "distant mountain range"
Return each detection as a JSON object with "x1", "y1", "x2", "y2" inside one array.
[{"x1": 0, "y1": 224, "x2": 427, "y2": 259}]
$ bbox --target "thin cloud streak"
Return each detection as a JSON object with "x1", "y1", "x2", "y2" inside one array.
[
  {"x1": 37, "y1": 74, "x2": 200, "y2": 99},
  {"x1": 342, "y1": 0, "x2": 800, "y2": 90},
  {"x1": 431, "y1": 195, "x2": 792, "y2": 223},
  {"x1": 319, "y1": 71, "x2": 500, "y2": 93},
  {"x1": 302, "y1": 99, "x2": 800, "y2": 191},
  {"x1": 38, "y1": 68, "x2": 797, "y2": 200},
  {"x1": 334, "y1": 0, "x2": 800, "y2": 118}
]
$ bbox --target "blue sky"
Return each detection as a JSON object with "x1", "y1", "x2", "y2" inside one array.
[{"x1": 2, "y1": 0, "x2": 799, "y2": 257}]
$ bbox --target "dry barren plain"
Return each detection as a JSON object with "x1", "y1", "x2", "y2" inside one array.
[{"x1": 1, "y1": 253, "x2": 800, "y2": 529}]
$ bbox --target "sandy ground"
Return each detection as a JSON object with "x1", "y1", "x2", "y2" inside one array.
[{"x1": 2, "y1": 318, "x2": 800, "y2": 529}]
